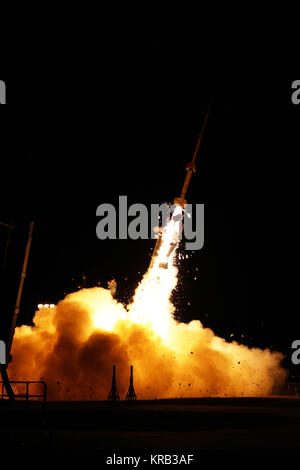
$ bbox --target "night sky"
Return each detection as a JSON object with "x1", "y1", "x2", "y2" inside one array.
[{"x1": 0, "y1": 7, "x2": 299, "y2": 376}]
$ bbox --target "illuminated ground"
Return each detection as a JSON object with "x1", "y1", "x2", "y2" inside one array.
[{"x1": 1, "y1": 397, "x2": 300, "y2": 453}]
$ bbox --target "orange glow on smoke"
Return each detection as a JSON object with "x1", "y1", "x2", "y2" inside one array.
[{"x1": 9, "y1": 207, "x2": 287, "y2": 400}]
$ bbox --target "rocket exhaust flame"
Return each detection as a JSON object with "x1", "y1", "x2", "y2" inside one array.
[
  {"x1": 8, "y1": 211, "x2": 287, "y2": 400},
  {"x1": 154, "y1": 100, "x2": 213, "y2": 270}
]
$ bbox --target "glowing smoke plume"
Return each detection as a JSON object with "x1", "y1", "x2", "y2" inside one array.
[{"x1": 9, "y1": 207, "x2": 286, "y2": 400}]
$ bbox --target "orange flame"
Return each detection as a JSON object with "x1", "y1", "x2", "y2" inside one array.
[{"x1": 9, "y1": 209, "x2": 287, "y2": 399}]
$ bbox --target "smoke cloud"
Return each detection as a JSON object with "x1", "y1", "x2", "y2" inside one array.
[
  {"x1": 9, "y1": 208, "x2": 287, "y2": 399},
  {"x1": 9, "y1": 285, "x2": 286, "y2": 400}
]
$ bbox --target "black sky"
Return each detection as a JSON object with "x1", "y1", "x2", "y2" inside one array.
[{"x1": 0, "y1": 7, "x2": 299, "y2": 375}]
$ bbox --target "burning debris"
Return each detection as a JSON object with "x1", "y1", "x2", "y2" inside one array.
[{"x1": 108, "y1": 279, "x2": 117, "y2": 297}]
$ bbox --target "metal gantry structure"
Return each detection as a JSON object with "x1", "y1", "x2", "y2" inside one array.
[
  {"x1": 0, "y1": 221, "x2": 35, "y2": 401},
  {"x1": 107, "y1": 364, "x2": 137, "y2": 403},
  {"x1": 126, "y1": 365, "x2": 137, "y2": 401},
  {"x1": 107, "y1": 365, "x2": 120, "y2": 403}
]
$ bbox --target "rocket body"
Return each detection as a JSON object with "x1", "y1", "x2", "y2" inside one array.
[{"x1": 150, "y1": 98, "x2": 213, "y2": 269}]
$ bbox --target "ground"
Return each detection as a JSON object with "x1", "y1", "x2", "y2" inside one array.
[{"x1": 1, "y1": 397, "x2": 300, "y2": 459}]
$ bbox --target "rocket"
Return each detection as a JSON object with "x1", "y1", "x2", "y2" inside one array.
[
  {"x1": 174, "y1": 97, "x2": 214, "y2": 209},
  {"x1": 150, "y1": 98, "x2": 213, "y2": 269}
]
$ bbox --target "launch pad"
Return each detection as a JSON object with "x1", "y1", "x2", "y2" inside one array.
[{"x1": 0, "y1": 397, "x2": 300, "y2": 452}]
